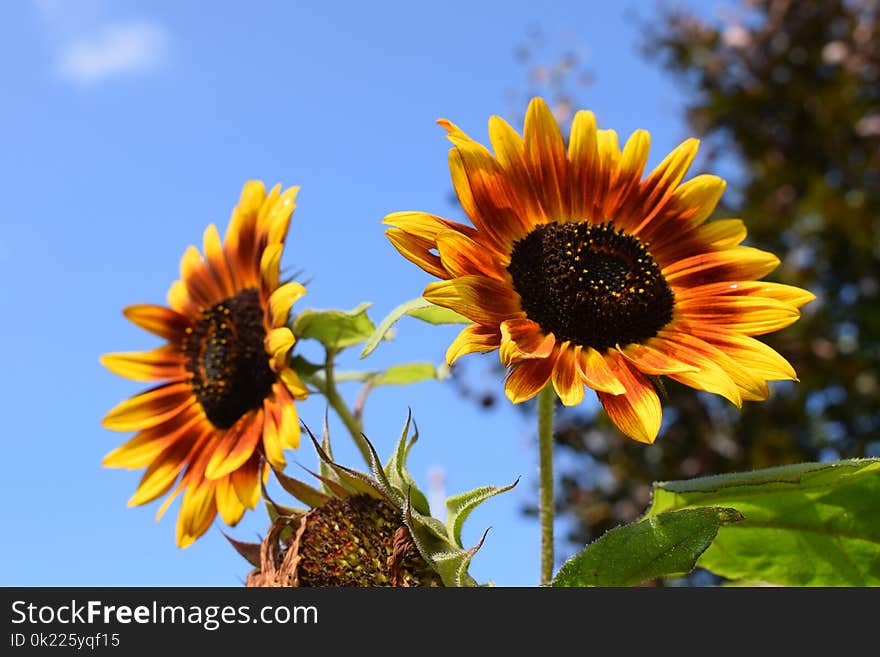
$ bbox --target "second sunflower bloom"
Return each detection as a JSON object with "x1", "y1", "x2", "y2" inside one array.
[{"x1": 384, "y1": 98, "x2": 813, "y2": 444}]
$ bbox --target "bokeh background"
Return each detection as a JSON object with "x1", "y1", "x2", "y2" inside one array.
[{"x1": 2, "y1": 0, "x2": 877, "y2": 587}]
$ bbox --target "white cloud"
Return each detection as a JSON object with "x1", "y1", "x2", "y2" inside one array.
[{"x1": 56, "y1": 20, "x2": 169, "y2": 85}]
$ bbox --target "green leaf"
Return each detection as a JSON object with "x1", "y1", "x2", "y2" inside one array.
[
  {"x1": 359, "y1": 297, "x2": 469, "y2": 359},
  {"x1": 646, "y1": 458, "x2": 880, "y2": 586},
  {"x1": 293, "y1": 302, "x2": 376, "y2": 352},
  {"x1": 372, "y1": 362, "x2": 442, "y2": 386},
  {"x1": 407, "y1": 305, "x2": 470, "y2": 325},
  {"x1": 552, "y1": 507, "x2": 743, "y2": 587}
]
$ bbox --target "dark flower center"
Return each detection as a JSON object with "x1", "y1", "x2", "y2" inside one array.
[
  {"x1": 296, "y1": 495, "x2": 442, "y2": 587},
  {"x1": 507, "y1": 221, "x2": 674, "y2": 351},
  {"x1": 182, "y1": 287, "x2": 274, "y2": 428}
]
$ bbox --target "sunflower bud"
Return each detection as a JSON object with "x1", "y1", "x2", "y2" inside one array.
[{"x1": 231, "y1": 413, "x2": 516, "y2": 587}]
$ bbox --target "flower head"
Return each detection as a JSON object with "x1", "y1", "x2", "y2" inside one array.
[
  {"x1": 385, "y1": 98, "x2": 814, "y2": 444},
  {"x1": 235, "y1": 415, "x2": 516, "y2": 587},
  {"x1": 101, "y1": 181, "x2": 309, "y2": 547}
]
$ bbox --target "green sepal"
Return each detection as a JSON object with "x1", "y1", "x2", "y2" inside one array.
[
  {"x1": 273, "y1": 468, "x2": 331, "y2": 508},
  {"x1": 383, "y1": 411, "x2": 431, "y2": 515},
  {"x1": 446, "y1": 478, "x2": 520, "y2": 546}
]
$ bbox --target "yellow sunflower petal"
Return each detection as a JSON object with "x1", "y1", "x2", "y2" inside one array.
[
  {"x1": 127, "y1": 437, "x2": 197, "y2": 506},
  {"x1": 499, "y1": 318, "x2": 555, "y2": 367},
  {"x1": 577, "y1": 347, "x2": 626, "y2": 394},
  {"x1": 505, "y1": 351, "x2": 559, "y2": 404},
  {"x1": 102, "y1": 382, "x2": 193, "y2": 432},
  {"x1": 664, "y1": 246, "x2": 780, "y2": 288},
  {"x1": 276, "y1": 391, "x2": 301, "y2": 451},
  {"x1": 524, "y1": 97, "x2": 569, "y2": 220},
  {"x1": 628, "y1": 138, "x2": 699, "y2": 233},
  {"x1": 676, "y1": 296, "x2": 801, "y2": 336},
  {"x1": 215, "y1": 476, "x2": 246, "y2": 526},
  {"x1": 268, "y1": 282, "x2": 307, "y2": 329},
  {"x1": 423, "y1": 276, "x2": 521, "y2": 325},
  {"x1": 597, "y1": 352, "x2": 662, "y2": 445},
  {"x1": 568, "y1": 109, "x2": 599, "y2": 221},
  {"x1": 552, "y1": 343, "x2": 585, "y2": 406},
  {"x1": 123, "y1": 304, "x2": 190, "y2": 340},
  {"x1": 606, "y1": 129, "x2": 650, "y2": 220},
  {"x1": 279, "y1": 367, "x2": 309, "y2": 400},
  {"x1": 265, "y1": 327, "x2": 295, "y2": 370},
  {"x1": 176, "y1": 481, "x2": 217, "y2": 548},
  {"x1": 231, "y1": 457, "x2": 262, "y2": 509},
  {"x1": 100, "y1": 346, "x2": 185, "y2": 382},
  {"x1": 643, "y1": 174, "x2": 726, "y2": 242},
  {"x1": 385, "y1": 228, "x2": 449, "y2": 279},
  {"x1": 102, "y1": 407, "x2": 202, "y2": 469},
  {"x1": 446, "y1": 324, "x2": 502, "y2": 365},
  {"x1": 489, "y1": 114, "x2": 547, "y2": 224},
  {"x1": 619, "y1": 341, "x2": 700, "y2": 375},
  {"x1": 259, "y1": 243, "x2": 283, "y2": 293},
  {"x1": 655, "y1": 330, "x2": 743, "y2": 407}
]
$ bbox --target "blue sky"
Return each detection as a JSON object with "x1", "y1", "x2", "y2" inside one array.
[{"x1": 0, "y1": 0, "x2": 704, "y2": 587}]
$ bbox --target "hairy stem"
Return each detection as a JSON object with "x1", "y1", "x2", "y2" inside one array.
[
  {"x1": 538, "y1": 384, "x2": 556, "y2": 585},
  {"x1": 312, "y1": 350, "x2": 371, "y2": 465}
]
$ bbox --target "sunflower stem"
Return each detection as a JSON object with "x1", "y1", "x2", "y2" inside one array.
[
  {"x1": 537, "y1": 383, "x2": 555, "y2": 585},
  {"x1": 320, "y1": 350, "x2": 372, "y2": 465}
]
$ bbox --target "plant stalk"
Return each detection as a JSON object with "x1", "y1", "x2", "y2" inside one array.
[{"x1": 538, "y1": 383, "x2": 556, "y2": 585}]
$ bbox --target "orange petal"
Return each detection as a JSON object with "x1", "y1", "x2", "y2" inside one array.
[
  {"x1": 591, "y1": 129, "x2": 620, "y2": 220},
  {"x1": 664, "y1": 246, "x2": 780, "y2": 288},
  {"x1": 203, "y1": 223, "x2": 236, "y2": 297},
  {"x1": 103, "y1": 381, "x2": 194, "y2": 432},
  {"x1": 446, "y1": 324, "x2": 502, "y2": 365},
  {"x1": 123, "y1": 305, "x2": 190, "y2": 341},
  {"x1": 446, "y1": 146, "x2": 530, "y2": 252},
  {"x1": 505, "y1": 350, "x2": 559, "y2": 404},
  {"x1": 552, "y1": 343, "x2": 585, "y2": 406},
  {"x1": 523, "y1": 97, "x2": 569, "y2": 221},
  {"x1": 127, "y1": 435, "x2": 202, "y2": 506},
  {"x1": 567, "y1": 109, "x2": 599, "y2": 221},
  {"x1": 676, "y1": 280, "x2": 815, "y2": 308},
  {"x1": 225, "y1": 181, "x2": 266, "y2": 284},
  {"x1": 577, "y1": 346, "x2": 626, "y2": 394},
  {"x1": 102, "y1": 406, "x2": 203, "y2": 469},
  {"x1": 100, "y1": 345, "x2": 185, "y2": 382},
  {"x1": 641, "y1": 174, "x2": 726, "y2": 244},
  {"x1": 205, "y1": 412, "x2": 263, "y2": 480},
  {"x1": 488, "y1": 114, "x2": 547, "y2": 225},
  {"x1": 654, "y1": 330, "x2": 744, "y2": 406},
  {"x1": 499, "y1": 318, "x2": 555, "y2": 367},
  {"x1": 619, "y1": 341, "x2": 700, "y2": 375},
  {"x1": 676, "y1": 296, "x2": 801, "y2": 336},
  {"x1": 423, "y1": 276, "x2": 521, "y2": 325},
  {"x1": 651, "y1": 218, "x2": 748, "y2": 265},
  {"x1": 605, "y1": 130, "x2": 650, "y2": 222},
  {"x1": 597, "y1": 352, "x2": 662, "y2": 444},
  {"x1": 180, "y1": 245, "x2": 222, "y2": 308},
  {"x1": 437, "y1": 229, "x2": 509, "y2": 280},
  {"x1": 628, "y1": 138, "x2": 699, "y2": 234}
]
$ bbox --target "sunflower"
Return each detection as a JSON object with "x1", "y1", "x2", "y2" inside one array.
[
  {"x1": 384, "y1": 98, "x2": 814, "y2": 445},
  {"x1": 101, "y1": 181, "x2": 309, "y2": 547}
]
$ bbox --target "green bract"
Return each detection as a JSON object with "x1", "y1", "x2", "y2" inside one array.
[{"x1": 230, "y1": 413, "x2": 516, "y2": 587}]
